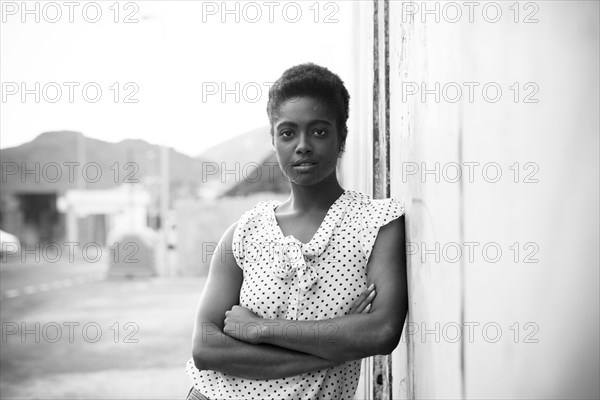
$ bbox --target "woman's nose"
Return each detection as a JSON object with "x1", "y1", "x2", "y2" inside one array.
[{"x1": 295, "y1": 132, "x2": 312, "y2": 153}]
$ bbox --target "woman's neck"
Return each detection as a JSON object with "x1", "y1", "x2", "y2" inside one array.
[{"x1": 283, "y1": 175, "x2": 345, "y2": 214}]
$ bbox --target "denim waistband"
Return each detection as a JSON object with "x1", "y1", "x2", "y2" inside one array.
[{"x1": 185, "y1": 386, "x2": 209, "y2": 400}]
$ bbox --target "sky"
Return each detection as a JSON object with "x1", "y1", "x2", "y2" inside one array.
[{"x1": 0, "y1": 0, "x2": 356, "y2": 157}]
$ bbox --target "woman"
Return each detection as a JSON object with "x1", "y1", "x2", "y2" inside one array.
[{"x1": 185, "y1": 63, "x2": 408, "y2": 399}]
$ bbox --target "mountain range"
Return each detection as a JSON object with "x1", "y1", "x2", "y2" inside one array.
[{"x1": 0, "y1": 129, "x2": 289, "y2": 197}]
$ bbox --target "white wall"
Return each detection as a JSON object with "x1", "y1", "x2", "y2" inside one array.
[
  {"x1": 388, "y1": 2, "x2": 464, "y2": 398},
  {"x1": 460, "y1": 2, "x2": 599, "y2": 398},
  {"x1": 345, "y1": 1, "x2": 599, "y2": 399}
]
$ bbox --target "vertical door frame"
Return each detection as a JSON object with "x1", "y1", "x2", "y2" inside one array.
[{"x1": 372, "y1": 0, "x2": 392, "y2": 399}]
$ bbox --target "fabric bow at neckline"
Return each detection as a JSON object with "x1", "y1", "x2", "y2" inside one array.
[
  {"x1": 271, "y1": 235, "x2": 318, "y2": 292},
  {"x1": 268, "y1": 191, "x2": 351, "y2": 293}
]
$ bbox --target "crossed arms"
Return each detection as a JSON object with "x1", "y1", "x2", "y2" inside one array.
[{"x1": 191, "y1": 215, "x2": 408, "y2": 380}]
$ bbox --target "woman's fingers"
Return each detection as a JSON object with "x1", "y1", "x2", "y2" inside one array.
[
  {"x1": 357, "y1": 289, "x2": 376, "y2": 313},
  {"x1": 348, "y1": 288, "x2": 368, "y2": 313},
  {"x1": 349, "y1": 284, "x2": 376, "y2": 314}
]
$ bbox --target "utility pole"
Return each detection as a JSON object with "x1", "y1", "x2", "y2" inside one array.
[{"x1": 159, "y1": 144, "x2": 170, "y2": 276}]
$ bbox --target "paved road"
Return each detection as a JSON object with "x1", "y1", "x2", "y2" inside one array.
[
  {"x1": 1, "y1": 257, "x2": 107, "y2": 300},
  {"x1": 0, "y1": 256, "x2": 206, "y2": 399}
]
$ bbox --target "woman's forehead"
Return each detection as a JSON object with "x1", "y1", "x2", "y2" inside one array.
[{"x1": 276, "y1": 97, "x2": 336, "y2": 119}]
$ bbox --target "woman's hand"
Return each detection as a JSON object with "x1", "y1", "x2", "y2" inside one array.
[
  {"x1": 223, "y1": 305, "x2": 264, "y2": 345},
  {"x1": 224, "y1": 283, "x2": 376, "y2": 345},
  {"x1": 348, "y1": 283, "x2": 377, "y2": 315}
]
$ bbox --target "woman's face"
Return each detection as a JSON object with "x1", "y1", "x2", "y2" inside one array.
[{"x1": 272, "y1": 96, "x2": 341, "y2": 186}]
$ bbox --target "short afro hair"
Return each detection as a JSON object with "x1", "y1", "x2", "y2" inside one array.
[{"x1": 267, "y1": 63, "x2": 350, "y2": 155}]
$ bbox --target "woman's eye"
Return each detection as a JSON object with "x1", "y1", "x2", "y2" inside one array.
[
  {"x1": 314, "y1": 129, "x2": 327, "y2": 136},
  {"x1": 280, "y1": 131, "x2": 293, "y2": 137}
]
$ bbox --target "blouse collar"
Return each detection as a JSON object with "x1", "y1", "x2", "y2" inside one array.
[
  {"x1": 266, "y1": 190, "x2": 353, "y2": 294},
  {"x1": 268, "y1": 190, "x2": 352, "y2": 258}
]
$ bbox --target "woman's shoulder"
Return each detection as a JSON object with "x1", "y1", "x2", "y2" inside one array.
[
  {"x1": 344, "y1": 189, "x2": 404, "y2": 225},
  {"x1": 230, "y1": 199, "x2": 278, "y2": 266},
  {"x1": 235, "y1": 198, "x2": 278, "y2": 228},
  {"x1": 344, "y1": 189, "x2": 402, "y2": 207},
  {"x1": 344, "y1": 189, "x2": 372, "y2": 205}
]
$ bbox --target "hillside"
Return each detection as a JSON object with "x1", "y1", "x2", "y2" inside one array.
[
  {"x1": 0, "y1": 131, "x2": 208, "y2": 196},
  {"x1": 1, "y1": 129, "x2": 289, "y2": 198}
]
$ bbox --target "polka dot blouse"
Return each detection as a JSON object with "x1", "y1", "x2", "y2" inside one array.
[{"x1": 186, "y1": 189, "x2": 405, "y2": 400}]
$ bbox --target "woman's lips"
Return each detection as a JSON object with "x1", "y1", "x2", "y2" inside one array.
[{"x1": 292, "y1": 162, "x2": 318, "y2": 172}]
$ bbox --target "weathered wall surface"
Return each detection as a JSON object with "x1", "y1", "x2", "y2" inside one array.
[
  {"x1": 388, "y1": 2, "x2": 464, "y2": 398},
  {"x1": 345, "y1": 1, "x2": 599, "y2": 399}
]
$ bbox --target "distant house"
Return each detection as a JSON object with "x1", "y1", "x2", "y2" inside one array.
[
  {"x1": 0, "y1": 128, "x2": 290, "y2": 246},
  {"x1": 57, "y1": 185, "x2": 151, "y2": 246},
  {"x1": 0, "y1": 131, "x2": 209, "y2": 245}
]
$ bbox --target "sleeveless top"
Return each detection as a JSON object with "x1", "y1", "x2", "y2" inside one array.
[{"x1": 186, "y1": 189, "x2": 405, "y2": 400}]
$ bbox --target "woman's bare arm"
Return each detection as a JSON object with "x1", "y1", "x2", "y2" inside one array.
[
  {"x1": 195, "y1": 322, "x2": 339, "y2": 379},
  {"x1": 191, "y1": 222, "x2": 340, "y2": 379},
  {"x1": 224, "y1": 215, "x2": 408, "y2": 364}
]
